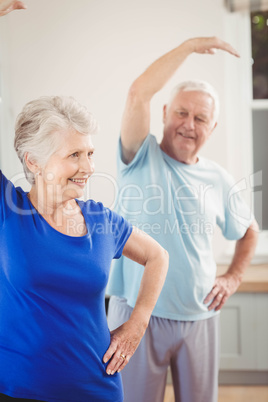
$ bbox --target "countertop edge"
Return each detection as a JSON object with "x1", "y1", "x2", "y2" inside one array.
[{"x1": 217, "y1": 264, "x2": 268, "y2": 293}]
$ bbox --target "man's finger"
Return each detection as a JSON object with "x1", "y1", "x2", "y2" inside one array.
[
  {"x1": 222, "y1": 42, "x2": 240, "y2": 57},
  {"x1": 210, "y1": 37, "x2": 240, "y2": 57},
  {"x1": 215, "y1": 295, "x2": 228, "y2": 311},
  {"x1": 204, "y1": 285, "x2": 219, "y2": 304},
  {"x1": 207, "y1": 292, "x2": 225, "y2": 311}
]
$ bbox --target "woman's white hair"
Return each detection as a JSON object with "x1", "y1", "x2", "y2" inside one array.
[
  {"x1": 167, "y1": 80, "x2": 220, "y2": 124},
  {"x1": 14, "y1": 96, "x2": 98, "y2": 184}
]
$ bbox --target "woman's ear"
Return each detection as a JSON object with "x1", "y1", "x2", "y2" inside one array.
[{"x1": 24, "y1": 152, "x2": 40, "y2": 174}]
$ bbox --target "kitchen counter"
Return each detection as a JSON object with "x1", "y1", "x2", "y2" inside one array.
[{"x1": 217, "y1": 264, "x2": 268, "y2": 293}]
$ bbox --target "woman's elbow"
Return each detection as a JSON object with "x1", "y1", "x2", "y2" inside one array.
[{"x1": 158, "y1": 246, "x2": 169, "y2": 276}]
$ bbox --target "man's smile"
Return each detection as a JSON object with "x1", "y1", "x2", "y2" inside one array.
[{"x1": 177, "y1": 131, "x2": 195, "y2": 139}]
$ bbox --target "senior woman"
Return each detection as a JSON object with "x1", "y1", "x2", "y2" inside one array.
[{"x1": 0, "y1": 94, "x2": 168, "y2": 402}]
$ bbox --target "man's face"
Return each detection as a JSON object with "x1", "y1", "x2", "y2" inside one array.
[{"x1": 160, "y1": 90, "x2": 217, "y2": 164}]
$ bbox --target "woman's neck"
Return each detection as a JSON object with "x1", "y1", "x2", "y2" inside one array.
[{"x1": 28, "y1": 186, "x2": 79, "y2": 222}]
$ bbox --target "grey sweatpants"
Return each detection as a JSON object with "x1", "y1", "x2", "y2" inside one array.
[{"x1": 107, "y1": 296, "x2": 219, "y2": 402}]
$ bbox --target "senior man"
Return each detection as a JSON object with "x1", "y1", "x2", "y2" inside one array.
[{"x1": 106, "y1": 37, "x2": 258, "y2": 402}]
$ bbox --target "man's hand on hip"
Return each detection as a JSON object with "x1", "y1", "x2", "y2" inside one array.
[{"x1": 204, "y1": 273, "x2": 241, "y2": 311}]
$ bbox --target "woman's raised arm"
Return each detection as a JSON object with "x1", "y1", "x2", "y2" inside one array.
[{"x1": 0, "y1": 0, "x2": 26, "y2": 17}]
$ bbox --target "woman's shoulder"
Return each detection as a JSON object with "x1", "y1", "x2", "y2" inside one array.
[
  {"x1": 0, "y1": 170, "x2": 8, "y2": 184},
  {"x1": 77, "y1": 198, "x2": 105, "y2": 211},
  {"x1": 0, "y1": 170, "x2": 27, "y2": 198},
  {"x1": 78, "y1": 199, "x2": 125, "y2": 226},
  {"x1": 0, "y1": 170, "x2": 28, "y2": 223},
  {"x1": 77, "y1": 199, "x2": 110, "y2": 222}
]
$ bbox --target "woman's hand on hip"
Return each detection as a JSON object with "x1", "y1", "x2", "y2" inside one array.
[{"x1": 103, "y1": 318, "x2": 146, "y2": 375}]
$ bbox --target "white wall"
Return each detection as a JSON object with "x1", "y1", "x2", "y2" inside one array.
[{"x1": 0, "y1": 0, "x2": 251, "y2": 260}]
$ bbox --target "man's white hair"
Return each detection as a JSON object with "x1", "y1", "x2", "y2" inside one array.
[
  {"x1": 167, "y1": 80, "x2": 220, "y2": 124},
  {"x1": 14, "y1": 96, "x2": 99, "y2": 185}
]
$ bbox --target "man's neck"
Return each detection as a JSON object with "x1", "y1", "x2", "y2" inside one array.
[{"x1": 159, "y1": 142, "x2": 198, "y2": 165}]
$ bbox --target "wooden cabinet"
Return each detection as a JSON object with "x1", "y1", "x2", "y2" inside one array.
[
  {"x1": 218, "y1": 264, "x2": 268, "y2": 384},
  {"x1": 220, "y1": 293, "x2": 268, "y2": 370}
]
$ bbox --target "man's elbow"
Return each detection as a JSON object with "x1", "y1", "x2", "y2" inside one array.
[
  {"x1": 128, "y1": 79, "x2": 151, "y2": 103},
  {"x1": 248, "y1": 219, "x2": 259, "y2": 241},
  {"x1": 250, "y1": 219, "x2": 259, "y2": 233},
  {"x1": 241, "y1": 219, "x2": 259, "y2": 251}
]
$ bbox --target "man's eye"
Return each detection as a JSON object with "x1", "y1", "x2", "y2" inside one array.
[
  {"x1": 195, "y1": 117, "x2": 204, "y2": 123},
  {"x1": 88, "y1": 152, "x2": 94, "y2": 157},
  {"x1": 177, "y1": 111, "x2": 187, "y2": 117},
  {"x1": 70, "y1": 152, "x2": 79, "y2": 158}
]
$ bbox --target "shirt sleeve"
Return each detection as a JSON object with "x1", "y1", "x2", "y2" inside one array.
[
  {"x1": 105, "y1": 208, "x2": 133, "y2": 259},
  {"x1": 117, "y1": 134, "x2": 152, "y2": 175},
  {"x1": 217, "y1": 171, "x2": 254, "y2": 241},
  {"x1": 0, "y1": 170, "x2": 14, "y2": 226}
]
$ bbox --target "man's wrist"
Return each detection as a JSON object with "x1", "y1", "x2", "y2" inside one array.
[
  {"x1": 179, "y1": 39, "x2": 196, "y2": 57},
  {"x1": 181, "y1": 38, "x2": 200, "y2": 55},
  {"x1": 226, "y1": 267, "x2": 243, "y2": 286}
]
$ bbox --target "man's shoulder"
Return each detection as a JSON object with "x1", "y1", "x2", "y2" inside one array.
[
  {"x1": 199, "y1": 156, "x2": 233, "y2": 179},
  {"x1": 117, "y1": 133, "x2": 162, "y2": 169},
  {"x1": 131, "y1": 133, "x2": 159, "y2": 152}
]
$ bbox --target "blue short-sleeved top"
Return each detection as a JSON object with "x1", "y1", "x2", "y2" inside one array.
[
  {"x1": 106, "y1": 134, "x2": 254, "y2": 321},
  {"x1": 0, "y1": 170, "x2": 132, "y2": 402}
]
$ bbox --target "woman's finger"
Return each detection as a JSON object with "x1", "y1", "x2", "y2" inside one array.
[
  {"x1": 106, "y1": 350, "x2": 128, "y2": 375},
  {"x1": 117, "y1": 354, "x2": 130, "y2": 373},
  {"x1": 103, "y1": 337, "x2": 118, "y2": 364},
  {"x1": 0, "y1": 0, "x2": 26, "y2": 16}
]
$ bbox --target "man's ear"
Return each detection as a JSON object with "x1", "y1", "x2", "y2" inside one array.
[
  {"x1": 24, "y1": 152, "x2": 40, "y2": 174},
  {"x1": 163, "y1": 104, "x2": 167, "y2": 124},
  {"x1": 209, "y1": 122, "x2": 217, "y2": 137}
]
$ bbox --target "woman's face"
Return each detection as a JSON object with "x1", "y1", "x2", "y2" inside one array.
[{"x1": 39, "y1": 129, "x2": 95, "y2": 203}]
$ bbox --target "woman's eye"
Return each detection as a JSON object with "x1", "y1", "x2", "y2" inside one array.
[
  {"x1": 70, "y1": 152, "x2": 79, "y2": 158},
  {"x1": 88, "y1": 152, "x2": 94, "y2": 157}
]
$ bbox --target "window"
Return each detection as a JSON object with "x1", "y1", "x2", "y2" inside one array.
[
  {"x1": 251, "y1": 11, "x2": 268, "y2": 99},
  {"x1": 222, "y1": 8, "x2": 268, "y2": 262},
  {"x1": 251, "y1": 10, "x2": 268, "y2": 230}
]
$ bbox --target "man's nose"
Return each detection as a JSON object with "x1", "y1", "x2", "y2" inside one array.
[{"x1": 183, "y1": 115, "x2": 195, "y2": 130}]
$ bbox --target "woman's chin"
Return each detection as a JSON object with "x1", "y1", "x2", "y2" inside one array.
[{"x1": 62, "y1": 187, "x2": 84, "y2": 201}]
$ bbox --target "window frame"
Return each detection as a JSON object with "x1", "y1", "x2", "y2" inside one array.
[{"x1": 224, "y1": 10, "x2": 268, "y2": 262}]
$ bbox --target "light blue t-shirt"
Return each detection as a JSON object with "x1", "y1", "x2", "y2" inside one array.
[{"x1": 106, "y1": 134, "x2": 253, "y2": 321}]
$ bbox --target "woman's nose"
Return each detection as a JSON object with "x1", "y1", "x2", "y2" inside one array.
[{"x1": 79, "y1": 156, "x2": 95, "y2": 174}]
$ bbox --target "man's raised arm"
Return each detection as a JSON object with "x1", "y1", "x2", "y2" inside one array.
[{"x1": 121, "y1": 36, "x2": 239, "y2": 164}]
